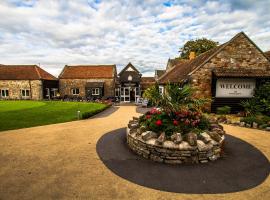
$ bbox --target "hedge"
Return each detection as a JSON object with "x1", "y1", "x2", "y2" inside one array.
[{"x1": 81, "y1": 104, "x2": 111, "y2": 119}]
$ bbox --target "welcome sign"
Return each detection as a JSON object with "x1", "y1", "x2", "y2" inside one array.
[{"x1": 215, "y1": 79, "x2": 256, "y2": 98}]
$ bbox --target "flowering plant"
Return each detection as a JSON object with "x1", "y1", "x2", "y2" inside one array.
[
  {"x1": 140, "y1": 84, "x2": 211, "y2": 136},
  {"x1": 139, "y1": 107, "x2": 210, "y2": 136}
]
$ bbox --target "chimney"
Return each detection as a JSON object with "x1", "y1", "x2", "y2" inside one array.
[{"x1": 189, "y1": 51, "x2": 195, "y2": 60}]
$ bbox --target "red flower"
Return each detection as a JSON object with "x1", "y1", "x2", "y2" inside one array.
[
  {"x1": 146, "y1": 115, "x2": 151, "y2": 119},
  {"x1": 173, "y1": 120, "x2": 179, "y2": 126},
  {"x1": 155, "y1": 119, "x2": 162, "y2": 126}
]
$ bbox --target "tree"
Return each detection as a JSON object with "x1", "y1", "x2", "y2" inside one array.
[{"x1": 179, "y1": 38, "x2": 219, "y2": 59}]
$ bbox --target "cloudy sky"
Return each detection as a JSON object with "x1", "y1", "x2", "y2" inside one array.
[{"x1": 0, "y1": 0, "x2": 270, "y2": 77}]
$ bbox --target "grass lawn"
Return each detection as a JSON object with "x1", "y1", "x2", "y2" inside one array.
[{"x1": 0, "y1": 100, "x2": 108, "y2": 131}]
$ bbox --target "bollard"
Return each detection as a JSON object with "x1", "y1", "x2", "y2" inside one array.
[{"x1": 77, "y1": 110, "x2": 81, "y2": 120}]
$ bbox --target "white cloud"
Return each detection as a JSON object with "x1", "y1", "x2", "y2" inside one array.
[{"x1": 0, "y1": 0, "x2": 269, "y2": 77}]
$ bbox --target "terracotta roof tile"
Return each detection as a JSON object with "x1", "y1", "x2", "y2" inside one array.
[
  {"x1": 141, "y1": 77, "x2": 155, "y2": 83},
  {"x1": 141, "y1": 77, "x2": 155, "y2": 90},
  {"x1": 59, "y1": 65, "x2": 116, "y2": 79},
  {"x1": 0, "y1": 65, "x2": 57, "y2": 80}
]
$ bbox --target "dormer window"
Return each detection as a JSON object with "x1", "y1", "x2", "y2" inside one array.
[{"x1": 128, "y1": 75, "x2": 133, "y2": 81}]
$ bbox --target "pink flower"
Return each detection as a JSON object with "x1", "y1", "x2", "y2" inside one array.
[
  {"x1": 184, "y1": 119, "x2": 190, "y2": 125},
  {"x1": 155, "y1": 119, "x2": 162, "y2": 126}
]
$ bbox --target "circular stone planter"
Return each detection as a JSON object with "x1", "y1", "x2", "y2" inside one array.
[{"x1": 127, "y1": 117, "x2": 225, "y2": 164}]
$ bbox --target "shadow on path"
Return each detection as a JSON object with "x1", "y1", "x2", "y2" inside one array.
[
  {"x1": 90, "y1": 106, "x2": 119, "y2": 119},
  {"x1": 97, "y1": 128, "x2": 270, "y2": 194}
]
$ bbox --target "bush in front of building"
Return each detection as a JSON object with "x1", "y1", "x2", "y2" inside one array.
[
  {"x1": 81, "y1": 104, "x2": 111, "y2": 119},
  {"x1": 240, "y1": 81, "x2": 270, "y2": 116},
  {"x1": 216, "y1": 106, "x2": 231, "y2": 115}
]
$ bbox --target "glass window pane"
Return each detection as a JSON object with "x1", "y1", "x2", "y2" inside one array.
[
  {"x1": 26, "y1": 90, "x2": 30, "y2": 96},
  {"x1": 125, "y1": 88, "x2": 129, "y2": 95},
  {"x1": 6, "y1": 90, "x2": 9, "y2": 96}
]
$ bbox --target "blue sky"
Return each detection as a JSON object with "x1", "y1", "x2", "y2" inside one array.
[{"x1": 0, "y1": 0, "x2": 269, "y2": 76}]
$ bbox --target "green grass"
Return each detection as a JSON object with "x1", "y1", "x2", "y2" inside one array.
[{"x1": 0, "y1": 100, "x2": 108, "y2": 131}]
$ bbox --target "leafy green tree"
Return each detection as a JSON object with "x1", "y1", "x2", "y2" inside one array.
[
  {"x1": 143, "y1": 83, "x2": 162, "y2": 106},
  {"x1": 179, "y1": 38, "x2": 219, "y2": 59}
]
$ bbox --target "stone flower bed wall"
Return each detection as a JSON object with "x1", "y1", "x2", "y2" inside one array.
[{"x1": 127, "y1": 117, "x2": 225, "y2": 164}]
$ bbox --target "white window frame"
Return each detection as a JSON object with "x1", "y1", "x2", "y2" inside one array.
[
  {"x1": 51, "y1": 88, "x2": 58, "y2": 97},
  {"x1": 45, "y1": 88, "x2": 50, "y2": 97},
  {"x1": 159, "y1": 86, "x2": 164, "y2": 95},
  {"x1": 21, "y1": 89, "x2": 30, "y2": 97},
  {"x1": 1, "y1": 89, "x2": 9, "y2": 97},
  {"x1": 71, "y1": 88, "x2": 80, "y2": 95},
  {"x1": 92, "y1": 88, "x2": 100, "y2": 96}
]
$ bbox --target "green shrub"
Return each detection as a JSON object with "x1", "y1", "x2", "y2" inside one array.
[
  {"x1": 217, "y1": 106, "x2": 231, "y2": 115},
  {"x1": 81, "y1": 104, "x2": 110, "y2": 119},
  {"x1": 240, "y1": 115, "x2": 270, "y2": 126},
  {"x1": 240, "y1": 81, "x2": 270, "y2": 116}
]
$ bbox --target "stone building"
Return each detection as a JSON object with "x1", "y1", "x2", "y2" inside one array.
[
  {"x1": 265, "y1": 51, "x2": 270, "y2": 59},
  {"x1": 58, "y1": 65, "x2": 117, "y2": 100},
  {"x1": 0, "y1": 65, "x2": 58, "y2": 100},
  {"x1": 158, "y1": 32, "x2": 270, "y2": 113}
]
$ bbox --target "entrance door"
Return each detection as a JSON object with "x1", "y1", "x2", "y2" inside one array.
[{"x1": 130, "y1": 88, "x2": 135, "y2": 102}]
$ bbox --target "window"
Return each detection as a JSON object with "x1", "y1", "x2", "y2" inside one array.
[
  {"x1": 21, "y1": 89, "x2": 30, "y2": 97},
  {"x1": 71, "y1": 88, "x2": 79, "y2": 95},
  {"x1": 51, "y1": 88, "x2": 58, "y2": 97},
  {"x1": 1, "y1": 89, "x2": 9, "y2": 97},
  {"x1": 92, "y1": 88, "x2": 99, "y2": 95},
  {"x1": 128, "y1": 75, "x2": 133, "y2": 81},
  {"x1": 159, "y1": 86, "x2": 164, "y2": 95}
]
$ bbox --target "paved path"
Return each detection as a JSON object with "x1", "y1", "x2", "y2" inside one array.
[{"x1": 0, "y1": 106, "x2": 269, "y2": 200}]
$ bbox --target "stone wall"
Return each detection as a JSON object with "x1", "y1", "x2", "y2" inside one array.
[
  {"x1": 127, "y1": 127, "x2": 225, "y2": 164},
  {"x1": 59, "y1": 78, "x2": 115, "y2": 98},
  {"x1": 0, "y1": 80, "x2": 43, "y2": 100},
  {"x1": 190, "y1": 33, "x2": 270, "y2": 110}
]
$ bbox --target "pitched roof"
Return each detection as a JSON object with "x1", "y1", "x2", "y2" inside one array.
[
  {"x1": 158, "y1": 32, "x2": 269, "y2": 84},
  {"x1": 265, "y1": 51, "x2": 270, "y2": 59},
  {"x1": 59, "y1": 65, "x2": 116, "y2": 79},
  {"x1": 141, "y1": 77, "x2": 155, "y2": 83},
  {"x1": 0, "y1": 65, "x2": 57, "y2": 80},
  {"x1": 118, "y1": 62, "x2": 141, "y2": 76},
  {"x1": 159, "y1": 44, "x2": 225, "y2": 83},
  {"x1": 141, "y1": 77, "x2": 156, "y2": 90}
]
